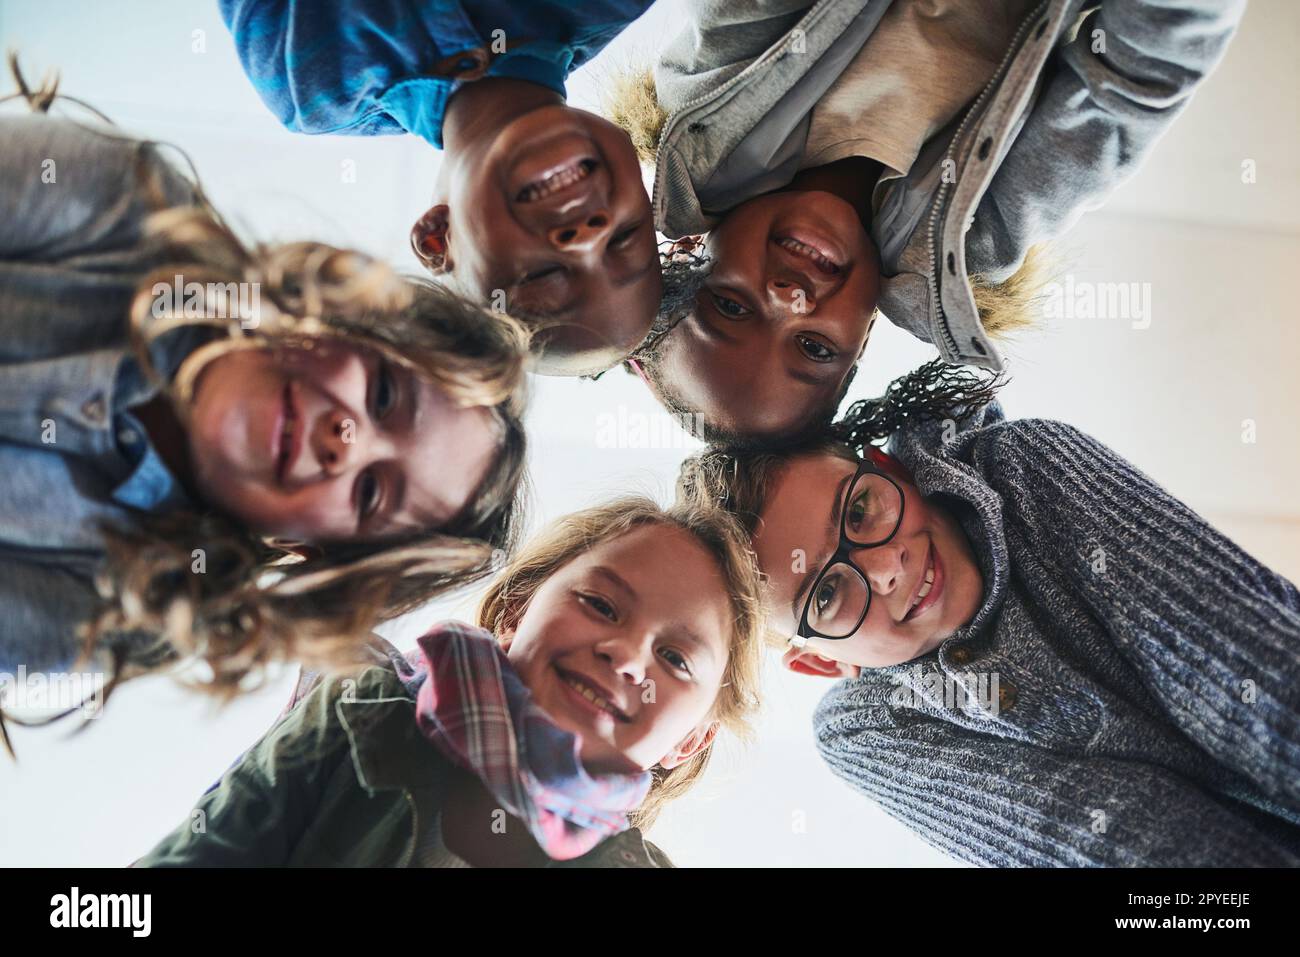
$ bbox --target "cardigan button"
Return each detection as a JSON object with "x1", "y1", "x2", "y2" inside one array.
[
  {"x1": 948, "y1": 646, "x2": 972, "y2": 665},
  {"x1": 997, "y1": 680, "x2": 1018, "y2": 712}
]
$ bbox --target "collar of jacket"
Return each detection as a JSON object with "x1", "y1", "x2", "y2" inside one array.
[
  {"x1": 652, "y1": 0, "x2": 1082, "y2": 371},
  {"x1": 0, "y1": 325, "x2": 205, "y2": 467},
  {"x1": 377, "y1": 45, "x2": 568, "y2": 149},
  {"x1": 652, "y1": 0, "x2": 877, "y2": 237},
  {"x1": 333, "y1": 664, "x2": 672, "y2": 868}
]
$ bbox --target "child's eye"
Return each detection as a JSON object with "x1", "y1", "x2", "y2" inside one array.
[
  {"x1": 356, "y1": 469, "x2": 381, "y2": 521},
  {"x1": 814, "y1": 575, "x2": 841, "y2": 616},
  {"x1": 710, "y1": 293, "x2": 751, "y2": 318},
  {"x1": 610, "y1": 222, "x2": 641, "y2": 249},
  {"x1": 796, "y1": 334, "x2": 837, "y2": 362},
  {"x1": 578, "y1": 593, "x2": 617, "y2": 621},
  {"x1": 521, "y1": 265, "x2": 564, "y2": 285},
  {"x1": 658, "y1": 647, "x2": 692, "y2": 675},
  {"x1": 846, "y1": 489, "x2": 872, "y2": 532},
  {"x1": 371, "y1": 362, "x2": 397, "y2": 419}
]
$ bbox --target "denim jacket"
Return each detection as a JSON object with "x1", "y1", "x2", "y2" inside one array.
[
  {"x1": 0, "y1": 113, "x2": 202, "y2": 672},
  {"x1": 219, "y1": 0, "x2": 657, "y2": 148},
  {"x1": 137, "y1": 662, "x2": 675, "y2": 868},
  {"x1": 651, "y1": 0, "x2": 1246, "y2": 370}
]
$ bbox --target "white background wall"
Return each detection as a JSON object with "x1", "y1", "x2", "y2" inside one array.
[{"x1": 1, "y1": 0, "x2": 1296, "y2": 867}]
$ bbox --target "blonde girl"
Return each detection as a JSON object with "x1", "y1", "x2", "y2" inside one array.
[
  {"x1": 139, "y1": 496, "x2": 766, "y2": 867},
  {"x1": 0, "y1": 77, "x2": 529, "y2": 736}
]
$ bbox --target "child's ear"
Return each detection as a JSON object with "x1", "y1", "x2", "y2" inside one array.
[
  {"x1": 658, "y1": 720, "x2": 719, "y2": 770},
  {"x1": 410, "y1": 204, "x2": 451, "y2": 273},
  {"x1": 781, "y1": 646, "x2": 859, "y2": 679}
]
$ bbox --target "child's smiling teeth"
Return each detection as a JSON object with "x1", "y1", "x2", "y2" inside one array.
[
  {"x1": 562, "y1": 673, "x2": 623, "y2": 720},
  {"x1": 517, "y1": 159, "x2": 596, "y2": 202},
  {"x1": 775, "y1": 236, "x2": 841, "y2": 274},
  {"x1": 911, "y1": 553, "x2": 936, "y2": 611}
]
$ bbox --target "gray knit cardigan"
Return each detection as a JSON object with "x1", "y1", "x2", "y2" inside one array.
[{"x1": 814, "y1": 402, "x2": 1300, "y2": 867}]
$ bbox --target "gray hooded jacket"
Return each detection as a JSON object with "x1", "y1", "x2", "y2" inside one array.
[
  {"x1": 650, "y1": 0, "x2": 1246, "y2": 370},
  {"x1": 814, "y1": 403, "x2": 1300, "y2": 866}
]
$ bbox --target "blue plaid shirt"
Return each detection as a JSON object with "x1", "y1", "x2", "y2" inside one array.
[{"x1": 218, "y1": 0, "x2": 656, "y2": 148}]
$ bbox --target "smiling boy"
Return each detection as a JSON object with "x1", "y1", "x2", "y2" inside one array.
[{"x1": 220, "y1": 0, "x2": 664, "y2": 376}]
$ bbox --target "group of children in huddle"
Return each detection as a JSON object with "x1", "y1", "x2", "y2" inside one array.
[{"x1": 6, "y1": 0, "x2": 1299, "y2": 868}]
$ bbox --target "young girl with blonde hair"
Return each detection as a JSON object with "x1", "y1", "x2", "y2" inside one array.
[
  {"x1": 0, "y1": 77, "x2": 530, "y2": 733},
  {"x1": 139, "y1": 496, "x2": 766, "y2": 867}
]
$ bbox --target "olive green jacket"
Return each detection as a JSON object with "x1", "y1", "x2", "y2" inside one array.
[{"x1": 138, "y1": 664, "x2": 673, "y2": 868}]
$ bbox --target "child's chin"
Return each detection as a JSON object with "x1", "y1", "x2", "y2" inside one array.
[{"x1": 578, "y1": 745, "x2": 639, "y2": 777}]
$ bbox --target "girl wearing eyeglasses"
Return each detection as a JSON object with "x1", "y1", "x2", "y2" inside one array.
[{"x1": 677, "y1": 361, "x2": 1300, "y2": 866}]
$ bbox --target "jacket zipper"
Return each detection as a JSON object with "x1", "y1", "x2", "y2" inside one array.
[{"x1": 925, "y1": 0, "x2": 1050, "y2": 360}]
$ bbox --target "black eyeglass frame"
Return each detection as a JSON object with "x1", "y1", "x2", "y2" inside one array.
[{"x1": 793, "y1": 457, "x2": 906, "y2": 645}]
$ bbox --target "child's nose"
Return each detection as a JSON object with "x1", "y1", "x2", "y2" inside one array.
[
  {"x1": 312, "y1": 409, "x2": 364, "y2": 475},
  {"x1": 767, "y1": 277, "x2": 817, "y2": 316},
  {"x1": 547, "y1": 211, "x2": 612, "y2": 252},
  {"x1": 596, "y1": 638, "x2": 648, "y2": 685},
  {"x1": 853, "y1": 542, "x2": 906, "y2": 596}
]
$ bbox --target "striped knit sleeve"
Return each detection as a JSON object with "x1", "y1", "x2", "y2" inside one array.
[
  {"x1": 967, "y1": 419, "x2": 1300, "y2": 816},
  {"x1": 813, "y1": 679, "x2": 1300, "y2": 867}
]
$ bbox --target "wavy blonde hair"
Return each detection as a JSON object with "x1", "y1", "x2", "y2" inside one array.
[
  {"x1": 0, "y1": 60, "x2": 532, "y2": 736},
  {"x1": 475, "y1": 497, "x2": 766, "y2": 831},
  {"x1": 79, "y1": 206, "x2": 533, "y2": 705}
]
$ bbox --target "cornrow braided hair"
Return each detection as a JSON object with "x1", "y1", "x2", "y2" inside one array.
[
  {"x1": 658, "y1": 240, "x2": 714, "y2": 319},
  {"x1": 584, "y1": 239, "x2": 711, "y2": 383},
  {"x1": 831, "y1": 359, "x2": 1006, "y2": 454}
]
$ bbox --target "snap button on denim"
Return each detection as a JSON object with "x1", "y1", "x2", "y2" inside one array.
[
  {"x1": 81, "y1": 395, "x2": 107, "y2": 424},
  {"x1": 437, "y1": 46, "x2": 489, "y2": 81}
]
